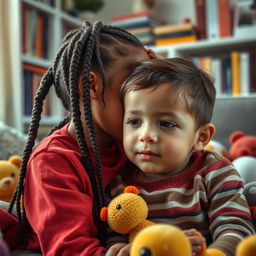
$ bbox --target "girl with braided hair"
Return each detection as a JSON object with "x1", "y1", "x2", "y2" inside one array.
[{"x1": 7, "y1": 21, "x2": 158, "y2": 256}]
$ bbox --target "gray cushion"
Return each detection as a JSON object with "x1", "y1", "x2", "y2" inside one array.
[{"x1": 212, "y1": 97, "x2": 256, "y2": 150}]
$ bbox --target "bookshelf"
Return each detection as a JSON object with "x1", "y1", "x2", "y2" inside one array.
[
  {"x1": 15, "y1": 0, "x2": 82, "y2": 135},
  {"x1": 151, "y1": 35, "x2": 256, "y2": 99}
]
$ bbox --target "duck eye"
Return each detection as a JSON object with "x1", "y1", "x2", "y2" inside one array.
[
  {"x1": 140, "y1": 248, "x2": 152, "y2": 256},
  {"x1": 116, "y1": 204, "x2": 122, "y2": 210}
]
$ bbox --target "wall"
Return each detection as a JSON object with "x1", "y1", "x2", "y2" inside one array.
[{"x1": 96, "y1": 0, "x2": 195, "y2": 25}]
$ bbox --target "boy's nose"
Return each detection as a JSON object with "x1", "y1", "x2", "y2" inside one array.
[{"x1": 139, "y1": 128, "x2": 158, "y2": 143}]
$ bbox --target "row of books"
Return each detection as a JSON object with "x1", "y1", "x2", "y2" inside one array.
[
  {"x1": 111, "y1": 10, "x2": 197, "y2": 46},
  {"x1": 194, "y1": 0, "x2": 233, "y2": 40},
  {"x1": 194, "y1": 50, "x2": 256, "y2": 96},
  {"x1": 22, "y1": 4, "x2": 51, "y2": 59},
  {"x1": 23, "y1": 64, "x2": 52, "y2": 116}
]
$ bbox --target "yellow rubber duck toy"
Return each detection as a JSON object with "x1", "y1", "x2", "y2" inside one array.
[{"x1": 100, "y1": 185, "x2": 155, "y2": 242}]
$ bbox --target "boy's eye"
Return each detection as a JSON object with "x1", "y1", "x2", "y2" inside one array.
[
  {"x1": 160, "y1": 120, "x2": 176, "y2": 128},
  {"x1": 127, "y1": 119, "x2": 141, "y2": 126}
]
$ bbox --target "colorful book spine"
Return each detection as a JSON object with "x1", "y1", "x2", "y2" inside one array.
[
  {"x1": 211, "y1": 58, "x2": 222, "y2": 96},
  {"x1": 155, "y1": 34, "x2": 197, "y2": 46},
  {"x1": 153, "y1": 23, "x2": 194, "y2": 35},
  {"x1": 112, "y1": 10, "x2": 150, "y2": 21},
  {"x1": 194, "y1": 0, "x2": 207, "y2": 39},
  {"x1": 231, "y1": 51, "x2": 240, "y2": 95},
  {"x1": 217, "y1": 0, "x2": 232, "y2": 38},
  {"x1": 206, "y1": 0, "x2": 219, "y2": 39},
  {"x1": 239, "y1": 52, "x2": 250, "y2": 95}
]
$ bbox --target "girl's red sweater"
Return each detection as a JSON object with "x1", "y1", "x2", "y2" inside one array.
[{"x1": 24, "y1": 123, "x2": 127, "y2": 256}]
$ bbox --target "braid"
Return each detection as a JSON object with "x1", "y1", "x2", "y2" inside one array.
[
  {"x1": 9, "y1": 68, "x2": 54, "y2": 242},
  {"x1": 68, "y1": 23, "x2": 102, "y2": 213}
]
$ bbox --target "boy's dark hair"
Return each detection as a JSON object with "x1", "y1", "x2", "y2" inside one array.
[
  {"x1": 9, "y1": 21, "x2": 144, "y2": 244},
  {"x1": 121, "y1": 58, "x2": 216, "y2": 129}
]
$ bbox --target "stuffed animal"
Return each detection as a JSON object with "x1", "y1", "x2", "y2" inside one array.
[
  {"x1": 100, "y1": 185, "x2": 155, "y2": 242},
  {"x1": 204, "y1": 140, "x2": 229, "y2": 158},
  {"x1": 131, "y1": 224, "x2": 256, "y2": 256},
  {"x1": 130, "y1": 224, "x2": 191, "y2": 256},
  {"x1": 233, "y1": 156, "x2": 256, "y2": 225},
  {"x1": 0, "y1": 155, "x2": 21, "y2": 202},
  {"x1": 229, "y1": 130, "x2": 256, "y2": 161},
  {"x1": 236, "y1": 234, "x2": 256, "y2": 256}
]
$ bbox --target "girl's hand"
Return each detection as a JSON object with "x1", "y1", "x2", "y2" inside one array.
[
  {"x1": 144, "y1": 46, "x2": 164, "y2": 59},
  {"x1": 106, "y1": 243, "x2": 129, "y2": 256},
  {"x1": 183, "y1": 229, "x2": 206, "y2": 256}
]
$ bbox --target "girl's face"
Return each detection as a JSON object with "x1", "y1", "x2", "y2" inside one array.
[
  {"x1": 123, "y1": 83, "x2": 200, "y2": 175},
  {"x1": 91, "y1": 48, "x2": 150, "y2": 147}
]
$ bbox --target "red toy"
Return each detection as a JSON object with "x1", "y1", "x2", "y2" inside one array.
[{"x1": 229, "y1": 131, "x2": 256, "y2": 161}]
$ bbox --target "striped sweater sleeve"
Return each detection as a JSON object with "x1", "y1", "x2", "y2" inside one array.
[{"x1": 205, "y1": 153, "x2": 255, "y2": 255}]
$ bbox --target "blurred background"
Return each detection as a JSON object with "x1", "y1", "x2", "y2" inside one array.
[{"x1": 0, "y1": 0, "x2": 255, "y2": 150}]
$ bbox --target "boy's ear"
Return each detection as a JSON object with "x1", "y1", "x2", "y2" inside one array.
[
  {"x1": 193, "y1": 123, "x2": 215, "y2": 152},
  {"x1": 78, "y1": 71, "x2": 101, "y2": 99}
]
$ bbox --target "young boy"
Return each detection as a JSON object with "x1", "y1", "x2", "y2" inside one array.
[{"x1": 106, "y1": 58, "x2": 255, "y2": 256}]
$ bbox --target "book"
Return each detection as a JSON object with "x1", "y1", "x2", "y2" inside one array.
[
  {"x1": 155, "y1": 34, "x2": 197, "y2": 46},
  {"x1": 239, "y1": 52, "x2": 250, "y2": 95},
  {"x1": 231, "y1": 51, "x2": 240, "y2": 95},
  {"x1": 221, "y1": 55, "x2": 232, "y2": 95},
  {"x1": 217, "y1": 0, "x2": 232, "y2": 38},
  {"x1": 154, "y1": 29, "x2": 195, "y2": 40},
  {"x1": 211, "y1": 58, "x2": 222, "y2": 96},
  {"x1": 206, "y1": 0, "x2": 219, "y2": 39},
  {"x1": 112, "y1": 10, "x2": 150, "y2": 21},
  {"x1": 249, "y1": 50, "x2": 256, "y2": 92},
  {"x1": 194, "y1": 0, "x2": 207, "y2": 39},
  {"x1": 153, "y1": 23, "x2": 194, "y2": 35},
  {"x1": 128, "y1": 27, "x2": 152, "y2": 34}
]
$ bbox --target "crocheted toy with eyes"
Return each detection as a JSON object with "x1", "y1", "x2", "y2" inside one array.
[
  {"x1": 131, "y1": 224, "x2": 256, "y2": 256},
  {"x1": 100, "y1": 185, "x2": 154, "y2": 242}
]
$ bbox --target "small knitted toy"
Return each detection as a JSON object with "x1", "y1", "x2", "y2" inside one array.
[
  {"x1": 130, "y1": 224, "x2": 191, "y2": 256},
  {"x1": 100, "y1": 185, "x2": 154, "y2": 242}
]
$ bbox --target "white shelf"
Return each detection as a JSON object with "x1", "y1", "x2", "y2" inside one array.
[
  {"x1": 151, "y1": 35, "x2": 256, "y2": 58},
  {"x1": 23, "y1": 0, "x2": 55, "y2": 15},
  {"x1": 22, "y1": 55, "x2": 52, "y2": 68},
  {"x1": 16, "y1": 0, "x2": 82, "y2": 133}
]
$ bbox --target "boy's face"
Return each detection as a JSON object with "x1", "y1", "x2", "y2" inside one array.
[{"x1": 123, "y1": 83, "x2": 200, "y2": 175}]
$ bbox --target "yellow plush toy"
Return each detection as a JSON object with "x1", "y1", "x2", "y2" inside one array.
[
  {"x1": 100, "y1": 185, "x2": 155, "y2": 242},
  {"x1": 130, "y1": 224, "x2": 191, "y2": 256},
  {"x1": 0, "y1": 155, "x2": 21, "y2": 202},
  {"x1": 131, "y1": 224, "x2": 256, "y2": 256}
]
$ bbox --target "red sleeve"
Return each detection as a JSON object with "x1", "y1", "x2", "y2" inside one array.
[{"x1": 24, "y1": 151, "x2": 105, "y2": 256}]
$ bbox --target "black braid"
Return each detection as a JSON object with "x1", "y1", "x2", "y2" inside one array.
[
  {"x1": 68, "y1": 24, "x2": 102, "y2": 213},
  {"x1": 9, "y1": 68, "x2": 54, "y2": 242}
]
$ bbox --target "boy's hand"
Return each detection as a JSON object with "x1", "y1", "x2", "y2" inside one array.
[
  {"x1": 106, "y1": 243, "x2": 130, "y2": 256},
  {"x1": 144, "y1": 46, "x2": 164, "y2": 59},
  {"x1": 183, "y1": 229, "x2": 206, "y2": 256}
]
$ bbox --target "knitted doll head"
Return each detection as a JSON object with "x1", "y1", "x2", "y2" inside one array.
[
  {"x1": 236, "y1": 234, "x2": 256, "y2": 256},
  {"x1": 100, "y1": 186, "x2": 148, "y2": 234},
  {"x1": 130, "y1": 224, "x2": 191, "y2": 256}
]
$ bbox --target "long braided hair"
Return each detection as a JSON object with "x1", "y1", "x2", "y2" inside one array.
[{"x1": 9, "y1": 21, "x2": 144, "y2": 244}]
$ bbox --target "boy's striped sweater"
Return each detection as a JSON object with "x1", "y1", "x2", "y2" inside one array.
[{"x1": 107, "y1": 150, "x2": 255, "y2": 256}]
